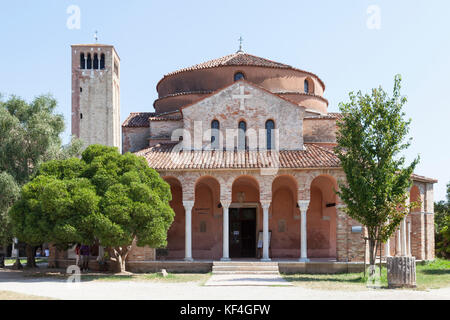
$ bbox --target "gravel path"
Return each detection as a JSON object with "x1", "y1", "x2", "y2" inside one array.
[{"x1": 0, "y1": 271, "x2": 449, "y2": 300}]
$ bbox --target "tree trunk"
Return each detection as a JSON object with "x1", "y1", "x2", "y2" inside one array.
[
  {"x1": 25, "y1": 245, "x2": 37, "y2": 269},
  {"x1": 368, "y1": 238, "x2": 377, "y2": 276},
  {"x1": 387, "y1": 256, "x2": 416, "y2": 288},
  {"x1": 112, "y1": 246, "x2": 131, "y2": 274}
]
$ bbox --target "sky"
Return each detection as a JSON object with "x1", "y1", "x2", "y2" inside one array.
[{"x1": 0, "y1": 0, "x2": 449, "y2": 201}]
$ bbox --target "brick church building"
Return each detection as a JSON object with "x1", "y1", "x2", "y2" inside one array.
[{"x1": 54, "y1": 43, "x2": 437, "y2": 272}]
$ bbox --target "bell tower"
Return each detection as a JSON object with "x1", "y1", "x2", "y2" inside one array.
[{"x1": 71, "y1": 44, "x2": 121, "y2": 149}]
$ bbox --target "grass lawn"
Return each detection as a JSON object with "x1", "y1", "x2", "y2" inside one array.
[
  {"x1": 4, "y1": 257, "x2": 48, "y2": 265},
  {"x1": 22, "y1": 270, "x2": 211, "y2": 284},
  {"x1": 0, "y1": 290, "x2": 55, "y2": 300},
  {"x1": 80, "y1": 272, "x2": 211, "y2": 284},
  {"x1": 282, "y1": 259, "x2": 450, "y2": 291}
]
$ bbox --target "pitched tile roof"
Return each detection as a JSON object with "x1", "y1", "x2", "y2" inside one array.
[
  {"x1": 122, "y1": 112, "x2": 155, "y2": 127},
  {"x1": 165, "y1": 52, "x2": 292, "y2": 77},
  {"x1": 304, "y1": 112, "x2": 343, "y2": 120},
  {"x1": 135, "y1": 143, "x2": 340, "y2": 170},
  {"x1": 122, "y1": 112, "x2": 182, "y2": 127},
  {"x1": 411, "y1": 174, "x2": 438, "y2": 184},
  {"x1": 160, "y1": 52, "x2": 325, "y2": 89}
]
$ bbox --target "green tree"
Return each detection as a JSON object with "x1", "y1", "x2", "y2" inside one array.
[
  {"x1": 435, "y1": 182, "x2": 450, "y2": 259},
  {"x1": 9, "y1": 158, "x2": 99, "y2": 265},
  {"x1": 0, "y1": 94, "x2": 82, "y2": 267},
  {"x1": 11, "y1": 145, "x2": 174, "y2": 273},
  {"x1": 335, "y1": 75, "x2": 419, "y2": 271},
  {"x1": 0, "y1": 172, "x2": 20, "y2": 252},
  {"x1": 81, "y1": 145, "x2": 174, "y2": 273}
]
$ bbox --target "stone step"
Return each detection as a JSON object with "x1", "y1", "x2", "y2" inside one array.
[
  {"x1": 213, "y1": 265, "x2": 279, "y2": 272},
  {"x1": 212, "y1": 271, "x2": 280, "y2": 275},
  {"x1": 213, "y1": 261, "x2": 279, "y2": 267}
]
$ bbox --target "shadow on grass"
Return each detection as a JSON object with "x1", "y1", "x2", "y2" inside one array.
[
  {"x1": 420, "y1": 269, "x2": 450, "y2": 275},
  {"x1": 283, "y1": 275, "x2": 365, "y2": 284}
]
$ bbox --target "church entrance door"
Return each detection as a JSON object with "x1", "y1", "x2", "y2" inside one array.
[{"x1": 229, "y1": 208, "x2": 257, "y2": 258}]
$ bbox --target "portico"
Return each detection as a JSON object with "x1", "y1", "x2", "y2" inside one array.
[{"x1": 158, "y1": 167, "x2": 344, "y2": 263}]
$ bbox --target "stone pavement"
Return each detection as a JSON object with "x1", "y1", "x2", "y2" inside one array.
[{"x1": 204, "y1": 273, "x2": 292, "y2": 286}]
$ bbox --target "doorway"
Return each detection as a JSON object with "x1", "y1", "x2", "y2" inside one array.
[{"x1": 229, "y1": 208, "x2": 257, "y2": 258}]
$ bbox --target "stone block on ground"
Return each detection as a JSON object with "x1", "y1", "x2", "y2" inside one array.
[{"x1": 387, "y1": 256, "x2": 416, "y2": 289}]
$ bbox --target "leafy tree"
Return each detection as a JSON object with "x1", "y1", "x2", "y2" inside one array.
[
  {"x1": 335, "y1": 75, "x2": 419, "y2": 271},
  {"x1": 0, "y1": 94, "x2": 82, "y2": 267},
  {"x1": 11, "y1": 145, "x2": 174, "y2": 273},
  {"x1": 0, "y1": 172, "x2": 20, "y2": 252},
  {"x1": 435, "y1": 182, "x2": 450, "y2": 259},
  {"x1": 81, "y1": 145, "x2": 174, "y2": 273},
  {"x1": 9, "y1": 159, "x2": 99, "y2": 265}
]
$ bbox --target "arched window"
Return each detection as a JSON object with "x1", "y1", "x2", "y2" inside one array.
[
  {"x1": 100, "y1": 53, "x2": 105, "y2": 69},
  {"x1": 80, "y1": 53, "x2": 85, "y2": 69},
  {"x1": 211, "y1": 120, "x2": 220, "y2": 149},
  {"x1": 234, "y1": 72, "x2": 245, "y2": 82},
  {"x1": 304, "y1": 79, "x2": 309, "y2": 93},
  {"x1": 238, "y1": 121, "x2": 247, "y2": 150},
  {"x1": 266, "y1": 120, "x2": 275, "y2": 150},
  {"x1": 93, "y1": 53, "x2": 99, "y2": 69},
  {"x1": 87, "y1": 53, "x2": 92, "y2": 69}
]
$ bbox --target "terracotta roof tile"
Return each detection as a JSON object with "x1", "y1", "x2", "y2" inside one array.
[
  {"x1": 122, "y1": 112, "x2": 155, "y2": 127},
  {"x1": 159, "y1": 52, "x2": 326, "y2": 90},
  {"x1": 304, "y1": 113, "x2": 343, "y2": 120},
  {"x1": 135, "y1": 143, "x2": 341, "y2": 170},
  {"x1": 411, "y1": 174, "x2": 438, "y2": 184},
  {"x1": 165, "y1": 52, "x2": 292, "y2": 77},
  {"x1": 123, "y1": 112, "x2": 182, "y2": 127}
]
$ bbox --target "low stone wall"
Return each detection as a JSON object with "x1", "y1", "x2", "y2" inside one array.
[
  {"x1": 279, "y1": 261, "x2": 365, "y2": 274},
  {"x1": 49, "y1": 259, "x2": 431, "y2": 274},
  {"x1": 126, "y1": 261, "x2": 213, "y2": 273}
]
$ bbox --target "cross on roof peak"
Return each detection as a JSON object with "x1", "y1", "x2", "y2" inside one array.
[{"x1": 237, "y1": 36, "x2": 244, "y2": 53}]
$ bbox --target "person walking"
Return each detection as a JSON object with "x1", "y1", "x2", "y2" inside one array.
[
  {"x1": 75, "y1": 244, "x2": 81, "y2": 268},
  {"x1": 80, "y1": 244, "x2": 90, "y2": 272}
]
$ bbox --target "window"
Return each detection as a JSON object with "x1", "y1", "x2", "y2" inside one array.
[
  {"x1": 87, "y1": 53, "x2": 92, "y2": 69},
  {"x1": 238, "y1": 121, "x2": 247, "y2": 150},
  {"x1": 80, "y1": 53, "x2": 85, "y2": 69},
  {"x1": 266, "y1": 120, "x2": 275, "y2": 150},
  {"x1": 100, "y1": 53, "x2": 105, "y2": 69},
  {"x1": 304, "y1": 79, "x2": 309, "y2": 93},
  {"x1": 211, "y1": 120, "x2": 220, "y2": 149},
  {"x1": 234, "y1": 72, "x2": 245, "y2": 82},
  {"x1": 93, "y1": 53, "x2": 99, "y2": 69}
]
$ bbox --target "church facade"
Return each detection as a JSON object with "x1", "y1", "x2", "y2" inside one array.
[
  {"x1": 59, "y1": 43, "x2": 437, "y2": 270},
  {"x1": 121, "y1": 49, "x2": 437, "y2": 263}
]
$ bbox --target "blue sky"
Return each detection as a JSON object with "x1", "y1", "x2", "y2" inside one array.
[{"x1": 0, "y1": 0, "x2": 449, "y2": 201}]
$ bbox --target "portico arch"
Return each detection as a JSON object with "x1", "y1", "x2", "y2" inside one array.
[
  {"x1": 163, "y1": 176, "x2": 184, "y2": 260},
  {"x1": 230, "y1": 175, "x2": 261, "y2": 259},
  {"x1": 270, "y1": 175, "x2": 300, "y2": 258},
  {"x1": 308, "y1": 175, "x2": 337, "y2": 258},
  {"x1": 193, "y1": 176, "x2": 222, "y2": 260},
  {"x1": 409, "y1": 185, "x2": 422, "y2": 259}
]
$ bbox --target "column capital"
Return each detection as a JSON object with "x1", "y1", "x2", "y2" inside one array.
[
  {"x1": 297, "y1": 200, "x2": 310, "y2": 213},
  {"x1": 183, "y1": 201, "x2": 195, "y2": 211},
  {"x1": 221, "y1": 200, "x2": 231, "y2": 208},
  {"x1": 260, "y1": 200, "x2": 271, "y2": 210}
]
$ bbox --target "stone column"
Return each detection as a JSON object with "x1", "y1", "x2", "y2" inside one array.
[
  {"x1": 401, "y1": 219, "x2": 407, "y2": 256},
  {"x1": 385, "y1": 238, "x2": 391, "y2": 258},
  {"x1": 396, "y1": 229, "x2": 401, "y2": 256},
  {"x1": 221, "y1": 201, "x2": 231, "y2": 261},
  {"x1": 183, "y1": 201, "x2": 194, "y2": 262},
  {"x1": 261, "y1": 201, "x2": 271, "y2": 262},
  {"x1": 298, "y1": 200, "x2": 310, "y2": 262},
  {"x1": 407, "y1": 220, "x2": 412, "y2": 257}
]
